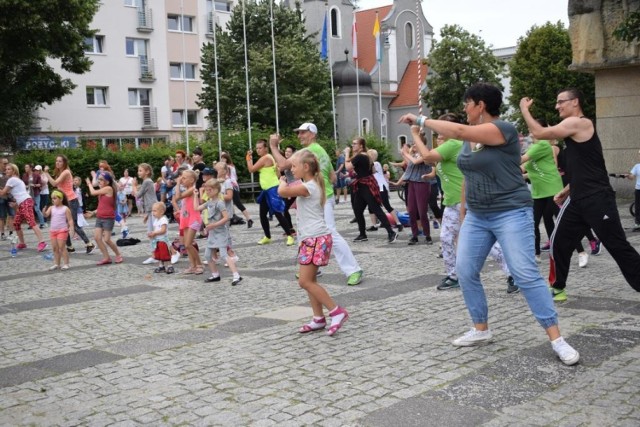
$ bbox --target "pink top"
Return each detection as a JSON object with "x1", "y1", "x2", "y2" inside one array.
[
  {"x1": 179, "y1": 194, "x2": 202, "y2": 229},
  {"x1": 57, "y1": 172, "x2": 77, "y2": 201},
  {"x1": 96, "y1": 193, "x2": 115, "y2": 219},
  {"x1": 50, "y1": 205, "x2": 69, "y2": 230}
]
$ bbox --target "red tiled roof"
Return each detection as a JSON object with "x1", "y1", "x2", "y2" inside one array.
[
  {"x1": 355, "y1": 6, "x2": 392, "y2": 73},
  {"x1": 389, "y1": 60, "x2": 428, "y2": 108}
]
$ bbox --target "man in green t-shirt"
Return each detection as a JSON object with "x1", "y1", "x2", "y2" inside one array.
[{"x1": 269, "y1": 123, "x2": 363, "y2": 286}]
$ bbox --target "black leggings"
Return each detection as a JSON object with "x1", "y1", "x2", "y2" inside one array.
[
  {"x1": 428, "y1": 182, "x2": 442, "y2": 219},
  {"x1": 66, "y1": 198, "x2": 90, "y2": 247},
  {"x1": 353, "y1": 185, "x2": 393, "y2": 236},
  {"x1": 232, "y1": 189, "x2": 246, "y2": 213},
  {"x1": 284, "y1": 197, "x2": 296, "y2": 231},
  {"x1": 259, "y1": 196, "x2": 293, "y2": 238}
]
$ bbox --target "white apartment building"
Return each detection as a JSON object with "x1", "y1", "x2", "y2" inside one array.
[{"x1": 33, "y1": 0, "x2": 235, "y2": 148}]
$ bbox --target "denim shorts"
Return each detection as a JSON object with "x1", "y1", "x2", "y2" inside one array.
[{"x1": 95, "y1": 217, "x2": 115, "y2": 231}]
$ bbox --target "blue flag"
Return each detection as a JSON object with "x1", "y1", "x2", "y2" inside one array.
[{"x1": 321, "y1": 12, "x2": 328, "y2": 60}]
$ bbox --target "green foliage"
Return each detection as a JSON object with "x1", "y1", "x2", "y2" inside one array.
[
  {"x1": 508, "y1": 22, "x2": 595, "y2": 132},
  {"x1": 199, "y1": 0, "x2": 333, "y2": 138},
  {"x1": 425, "y1": 25, "x2": 506, "y2": 118},
  {"x1": 0, "y1": 0, "x2": 100, "y2": 148},
  {"x1": 613, "y1": 11, "x2": 640, "y2": 43}
]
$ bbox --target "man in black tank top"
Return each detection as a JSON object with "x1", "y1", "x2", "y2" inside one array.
[{"x1": 520, "y1": 89, "x2": 640, "y2": 299}]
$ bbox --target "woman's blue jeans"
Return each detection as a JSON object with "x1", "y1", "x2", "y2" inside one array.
[{"x1": 456, "y1": 207, "x2": 558, "y2": 329}]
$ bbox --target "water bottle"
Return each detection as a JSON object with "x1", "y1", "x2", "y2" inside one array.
[
  {"x1": 10, "y1": 236, "x2": 17, "y2": 257},
  {"x1": 43, "y1": 251, "x2": 54, "y2": 261}
]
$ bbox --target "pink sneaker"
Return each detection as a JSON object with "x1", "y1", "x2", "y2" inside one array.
[
  {"x1": 37, "y1": 241, "x2": 47, "y2": 252},
  {"x1": 327, "y1": 307, "x2": 349, "y2": 336},
  {"x1": 16, "y1": 243, "x2": 27, "y2": 250}
]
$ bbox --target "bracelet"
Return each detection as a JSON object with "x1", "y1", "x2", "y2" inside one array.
[{"x1": 416, "y1": 115, "x2": 428, "y2": 127}]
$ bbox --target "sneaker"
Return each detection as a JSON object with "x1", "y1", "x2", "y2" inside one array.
[
  {"x1": 296, "y1": 270, "x2": 323, "y2": 279},
  {"x1": 578, "y1": 252, "x2": 589, "y2": 268},
  {"x1": 540, "y1": 242, "x2": 551, "y2": 252},
  {"x1": 204, "y1": 275, "x2": 221, "y2": 283},
  {"x1": 122, "y1": 229, "x2": 129, "y2": 239},
  {"x1": 437, "y1": 276, "x2": 460, "y2": 290},
  {"x1": 425, "y1": 236, "x2": 433, "y2": 245},
  {"x1": 16, "y1": 243, "x2": 27, "y2": 250},
  {"x1": 452, "y1": 328, "x2": 493, "y2": 347},
  {"x1": 388, "y1": 231, "x2": 398, "y2": 243},
  {"x1": 353, "y1": 234, "x2": 368, "y2": 242},
  {"x1": 86, "y1": 244, "x2": 95, "y2": 255},
  {"x1": 286, "y1": 235, "x2": 295, "y2": 246},
  {"x1": 550, "y1": 287, "x2": 567, "y2": 302},
  {"x1": 231, "y1": 276, "x2": 243, "y2": 286},
  {"x1": 247, "y1": 219, "x2": 254, "y2": 229},
  {"x1": 347, "y1": 270, "x2": 363, "y2": 286},
  {"x1": 433, "y1": 220, "x2": 439, "y2": 229},
  {"x1": 397, "y1": 224, "x2": 404, "y2": 232},
  {"x1": 37, "y1": 241, "x2": 47, "y2": 252},
  {"x1": 506, "y1": 276, "x2": 520, "y2": 294},
  {"x1": 60, "y1": 264, "x2": 70, "y2": 271},
  {"x1": 257, "y1": 236, "x2": 272, "y2": 245},
  {"x1": 590, "y1": 239, "x2": 602, "y2": 255},
  {"x1": 349, "y1": 217, "x2": 357, "y2": 224},
  {"x1": 0, "y1": 233, "x2": 5, "y2": 241},
  {"x1": 143, "y1": 257, "x2": 156, "y2": 265},
  {"x1": 171, "y1": 252, "x2": 181, "y2": 264},
  {"x1": 407, "y1": 236, "x2": 419, "y2": 245},
  {"x1": 366, "y1": 225, "x2": 378, "y2": 232},
  {"x1": 48, "y1": 265, "x2": 59, "y2": 271},
  {"x1": 67, "y1": 246, "x2": 76, "y2": 253},
  {"x1": 551, "y1": 337, "x2": 580, "y2": 366}
]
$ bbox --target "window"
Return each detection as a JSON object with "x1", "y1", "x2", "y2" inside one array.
[
  {"x1": 398, "y1": 135, "x2": 407, "y2": 151},
  {"x1": 167, "y1": 14, "x2": 194, "y2": 32},
  {"x1": 126, "y1": 38, "x2": 147, "y2": 56},
  {"x1": 330, "y1": 7, "x2": 341, "y2": 38},
  {"x1": 405, "y1": 22, "x2": 414, "y2": 48},
  {"x1": 214, "y1": 1, "x2": 231, "y2": 12},
  {"x1": 86, "y1": 87, "x2": 108, "y2": 106},
  {"x1": 172, "y1": 110, "x2": 199, "y2": 126},
  {"x1": 170, "y1": 63, "x2": 196, "y2": 80},
  {"x1": 361, "y1": 118, "x2": 370, "y2": 135},
  {"x1": 128, "y1": 88, "x2": 150, "y2": 106},
  {"x1": 124, "y1": 0, "x2": 142, "y2": 6},
  {"x1": 84, "y1": 35, "x2": 104, "y2": 54},
  {"x1": 381, "y1": 111, "x2": 388, "y2": 141}
]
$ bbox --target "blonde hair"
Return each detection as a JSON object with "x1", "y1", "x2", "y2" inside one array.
[
  {"x1": 203, "y1": 178, "x2": 222, "y2": 193},
  {"x1": 152, "y1": 201, "x2": 166, "y2": 214},
  {"x1": 6, "y1": 163, "x2": 19, "y2": 175},
  {"x1": 138, "y1": 163, "x2": 153, "y2": 178},
  {"x1": 181, "y1": 169, "x2": 197, "y2": 183},
  {"x1": 294, "y1": 150, "x2": 326, "y2": 207},
  {"x1": 367, "y1": 149, "x2": 378, "y2": 162}
]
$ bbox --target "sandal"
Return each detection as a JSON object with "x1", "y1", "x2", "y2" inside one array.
[
  {"x1": 166, "y1": 266, "x2": 175, "y2": 274},
  {"x1": 299, "y1": 317, "x2": 327, "y2": 333},
  {"x1": 97, "y1": 258, "x2": 112, "y2": 266},
  {"x1": 181, "y1": 267, "x2": 196, "y2": 274},
  {"x1": 154, "y1": 266, "x2": 166, "y2": 273},
  {"x1": 327, "y1": 307, "x2": 349, "y2": 336},
  {"x1": 194, "y1": 266, "x2": 204, "y2": 275}
]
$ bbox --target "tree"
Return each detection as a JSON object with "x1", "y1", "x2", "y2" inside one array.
[
  {"x1": 424, "y1": 25, "x2": 506, "y2": 118},
  {"x1": 508, "y1": 22, "x2": 595, "y2": 132},
  {"x1": 613, "y1": 11, "x2": 640, "y2": 43},
  {"x1": 0, "y1": 0, "x2": 100, "y2": 148},
  {"x1": 199, "y1": 0, "x2": 333, "y2": 138}
]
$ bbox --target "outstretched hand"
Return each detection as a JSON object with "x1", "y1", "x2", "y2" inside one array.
[
  {"x1": 520, "y1": 97, "x2": 534, "y2": 110},
  {"x1": 399, "y1": 113, "x2": 418, "y2": 125}
]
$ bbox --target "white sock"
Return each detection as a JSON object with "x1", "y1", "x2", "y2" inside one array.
[
  {"x1": 233, "y1": 272, "x2": 240, "y2": 279},
  {"x1": 329, "y1": 307, "x2": 345, "y2": 326},
  {"x1": 209, "y1": 273, "x2": 220, "y2": 278}
]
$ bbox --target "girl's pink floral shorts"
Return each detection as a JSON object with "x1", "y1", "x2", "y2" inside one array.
[{"x1": 297, "y1": 234, "x2": 332, "y2": 266}]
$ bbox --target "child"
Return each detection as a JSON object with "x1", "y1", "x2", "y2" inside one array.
[
  {"x1": 174, "y1": 170, "x2": 203, "y2": 274},
  {"x1": 215, "y1": 162, "x2": 239, "y2": 266},
  {"x1": 197, "y1": 179, "x2": 242, "y2": 285},
  {"x1": 147, "y1": 202, "x2": 173, "y2": 274},
  {"x1": 277, "y1": 150, "x2": 349, "y2": 336},
  {"x1": 73, "y1": 176, "x2": 89, "y2": 231},
  {"x1": 43, "y1": 190, "x2": 74, "y2": 271},
  {"x1": 116, "y1": 184, "x2": 129, "y2": 238},
  {"x1": 85, "y1": 173, "x2": 123, "y2": 265}
]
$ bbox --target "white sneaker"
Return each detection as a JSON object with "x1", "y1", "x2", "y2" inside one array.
[
  {"x1": 578, "y1": 252, "x2": 589, "y2": 268},
  {"x1": 551, "y1": 337, "x2": 580, "y2": 365},
  {"x1": 142, "y1": 257, "x2": 156, "y2": 265},
  {"x1": 171, "y1": 252, "x2": 181, "y2": 264},
  {"x1": 452, "y1": 328, "x2": 493, "y2": 347}
]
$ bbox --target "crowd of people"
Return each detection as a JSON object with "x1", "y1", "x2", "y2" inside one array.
[{"x1": 2, "y1": 82, "x2": 640, "y2": 353}]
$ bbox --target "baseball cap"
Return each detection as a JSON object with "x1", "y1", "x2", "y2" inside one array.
[
  {"x1": 293, "y1": 123, "x2": 317, "y2": 134},
  {"x1": 202, "y1": 167, "x2": 215, "y2": 175},
  {"x1": 34, "y1": 165, "x2": 43, "y2": 171}
]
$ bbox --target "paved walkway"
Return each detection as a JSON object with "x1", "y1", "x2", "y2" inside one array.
[{"x1": 1, "y1": 194, "x2": 639, "y2": 426}]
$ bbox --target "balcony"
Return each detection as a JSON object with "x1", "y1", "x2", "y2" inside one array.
[
  {"x1": 142, "y1": 106, "x2": 158, "y2": 130},
  {"x1": 139, "y1": 56, "x2": 155, "y2": 82},
  {"x1": 205, "y1": 12, "x2": 219, "y2": 38},
  {"x1": 137, "y1": 7, "x2": 153, "y2": 32}
]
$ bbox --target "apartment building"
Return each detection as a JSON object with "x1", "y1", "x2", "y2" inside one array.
[{"x1": 33, "y1": 0, "x2": 234, "y2": 148}]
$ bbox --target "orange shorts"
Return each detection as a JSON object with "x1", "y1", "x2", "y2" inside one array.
[{"x1": 50, "y1": 229, "x2": 69, "y2": 241}]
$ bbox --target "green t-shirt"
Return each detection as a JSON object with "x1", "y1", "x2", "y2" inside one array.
[
  {"x1": 306, "y1": 142, "x2": 335, "y2": 198},
  {"x1": 435, "y1": 139, "x2": 464, "y2": 206},
  {"x1": 524, "y1": 140, "x2": 563, "y2": 199}
]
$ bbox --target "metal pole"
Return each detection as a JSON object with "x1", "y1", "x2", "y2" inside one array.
[
  {"x1": 269, "y1": 0, "x2": 279, "y2": 134},
  {"x1": 181, "y1": 0, "x2": 189, "y2": 154},
  {"x1": 211, "y1": 5, "x2": 223, "y2": 159}
]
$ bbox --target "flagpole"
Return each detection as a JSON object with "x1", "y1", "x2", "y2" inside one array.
[
  {"x1": 269, "y1": 0, "x2": 280, "y2": 134},
  {"x1": 211, "y1": 6, "x2": 223, "y2": 159},
  {"x1": 241, "y1": 0, "x2": 252, "y2": 150},
  {"x1": 324, "y1": 4, "x2": 338, "y2": 148},
  {"x1": 374, "y1": 11, "x2": 383, "y2": 140},
  {"x1": 352, "y1": 10, "x2": 361, "y2": 137}
]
